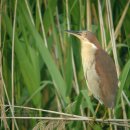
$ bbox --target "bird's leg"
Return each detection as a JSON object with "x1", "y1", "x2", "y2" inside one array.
[
  {"x1": 102, "y1": 107, "x2": 108, "y2": 121},
  {"x1": 93, "y1": 102, "x2": 100, "y2": 119},
  {"x1": 97, "y1": 107, "x2": 107, "y2": 129},
  {"x1": 91, "y1": 102, "x2": 100, "y2": 125},
  {"x1": 91, "y1": 103, "x2": 102, "y2": 128},
  {"x1": 102, "y1": 110, "x2": 107, "y2": 120},
  {"x1": 108, "y1": 108, "x2": 113, "y2": 130},
  {"x1": 101, "y1": 108, "x2": 113, "y2": 129},
  {"x1": 95, "y1": 102, "x2": 100, "y2": 115}
]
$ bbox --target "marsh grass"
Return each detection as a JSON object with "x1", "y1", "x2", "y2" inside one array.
[{"x1": 1, "y1": 0, "x2": 130, "y2": 129}]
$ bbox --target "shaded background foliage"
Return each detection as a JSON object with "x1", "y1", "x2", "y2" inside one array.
[{"x1": 1, "y1": 0, "x2": 130, "y2": 129}]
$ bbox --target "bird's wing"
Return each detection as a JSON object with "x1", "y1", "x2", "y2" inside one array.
[{"x1": 95, "y1": 49, "x2": 118, "y2": 108}]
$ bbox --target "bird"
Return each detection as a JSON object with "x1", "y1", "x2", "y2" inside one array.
[{"x1": 66, "y1": 30, "x2": 118, "y2": 108}]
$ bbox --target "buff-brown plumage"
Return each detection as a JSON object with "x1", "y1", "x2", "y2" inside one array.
[
  {"x1": 66, "y1": 30, "x2": 118, "y2": 108},
  {"x1": 95, "y1": 49, "x2": 118, "y2": 107}
]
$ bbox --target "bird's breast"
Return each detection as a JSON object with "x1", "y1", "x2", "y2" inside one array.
[{"x1": 81, "y1": 44, "x2": 102, "y2": 100}]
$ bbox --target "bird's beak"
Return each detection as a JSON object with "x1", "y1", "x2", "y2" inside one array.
[{"x1": 65, "y1": 30, "x2": 81, "y2": 39}]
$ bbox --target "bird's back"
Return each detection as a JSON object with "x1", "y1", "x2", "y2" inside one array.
[{"x1": 95, "y1": 49, "x2": 118, "y2": 108}]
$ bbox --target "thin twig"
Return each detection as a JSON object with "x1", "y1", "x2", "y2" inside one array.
[
  {"x1": 121, "y1": 95, "x2": 129, "y2": 130},
  {"x1": 1, "y1": 116, "x2": 130, "y2": 127},
  {"x1": 106, "y1": 1, "x2": 129, "y2": 130},
  {"x1": 11, "y1": 0, "x2": 18, "y2": 129},
  {"x1": 107, "y1": 0, "x2": 130, "y2": 50},
  {"x1": 24, "y1": 0, "x2": 35, "y2": 25},
  {"x1": 87, "y1": 0, "x2": 91, "y2": 31},
  {"x1": 1, "y1": 116, "x2": 130, "y2": 122},
  {"x1": 0, "y1": 0, "x2": 9, "y2": 129},
  {"x1": 106, "y1": 0, "x2": 120, "y2": 76},
  {"x1": 98, "y1": 0, "x2": 107, "y2": 50},
  {"x1": 37, "y1": 0, "x2": 48, "y2": 48},
  {"x1": 2, "y1": 104, "x2": 130, "y2": 123},
  {"x1": 66, "y1": 0, "x2": 87, "y2": 129}
]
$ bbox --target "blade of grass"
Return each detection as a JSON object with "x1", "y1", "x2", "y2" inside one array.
[
  {"x1": 3, "y1": 15, "x2": 41, "y2": 106},
  {"x1": 19, "y1": 1, "x2": 67, "y2": 105},
  {"x1": 116, "y1": 59, "x2": 130, "y2": 109},
  {"x1": 81, "y1": 90, "x2": 95, "y2": 116},
  {"x1": 11, "y1": 0, "x2": 18, "y2": 129}
]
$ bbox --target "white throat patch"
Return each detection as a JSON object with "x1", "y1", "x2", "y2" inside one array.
[{"x1": 81, "y1": 40, "x2": 97, "y2": 50}]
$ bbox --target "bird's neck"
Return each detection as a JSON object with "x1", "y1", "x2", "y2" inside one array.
[
  {"x1": 81, "y1": 41, "x2": 97, "y2": 57},
  {"x1": 81, "y1": 41, "x2": 97, "y2": 73}
]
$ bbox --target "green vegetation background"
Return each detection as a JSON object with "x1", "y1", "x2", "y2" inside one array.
[{"x1": 1, "y1": 0, "x2": 130, "y2": 129}]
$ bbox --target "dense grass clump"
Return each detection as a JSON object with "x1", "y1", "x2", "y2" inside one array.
[{"x1": 1, "y1": 0, "x2": 130, "y2": 129}]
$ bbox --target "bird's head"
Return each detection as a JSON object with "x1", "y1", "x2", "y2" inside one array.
[{"x1": 65, "y1": 30, "x2": 101, "y2": 49}]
